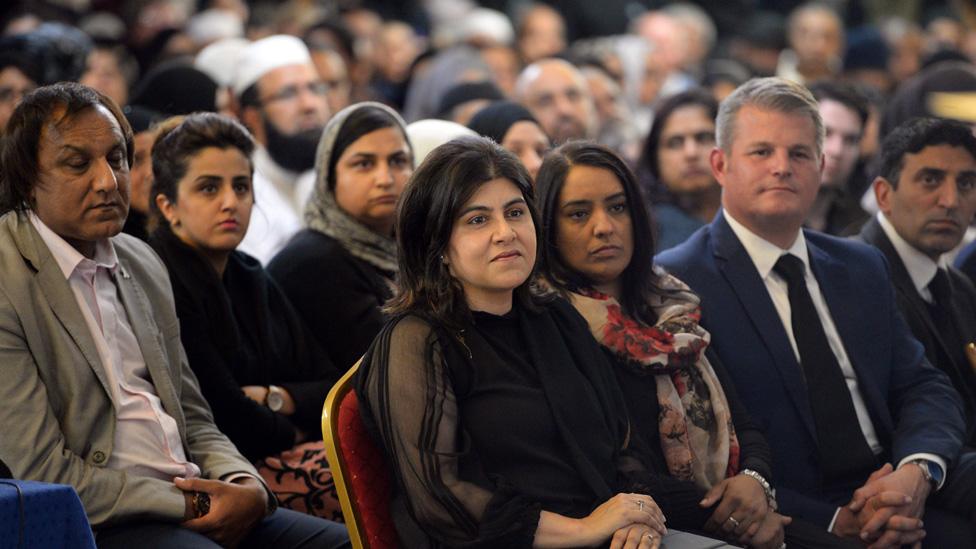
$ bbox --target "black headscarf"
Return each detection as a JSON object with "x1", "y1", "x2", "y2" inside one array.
[
  {"x1": 467, "y1": 101, "x2": 543, "y2": 145},
  {"x1": 130, "y1": 60, "x2": 218, "y2": 116}
]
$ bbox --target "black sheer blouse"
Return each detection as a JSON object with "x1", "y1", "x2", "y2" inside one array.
[{"x1": 356, "y1": 298, "x2": 651, "y2": 548}]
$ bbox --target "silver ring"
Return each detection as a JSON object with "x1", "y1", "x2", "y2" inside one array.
[
  {"x1": 645, "y1": 533, "x2": 656, "y2": 541},
  {"x1": 727, "y1": 516, "x2": 740, "y2": 528},
  {"x1": 638, "y1": 500, "x2": 644, "y2": 512}
]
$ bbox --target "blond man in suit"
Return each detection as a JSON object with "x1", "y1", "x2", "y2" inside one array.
[{"x1": 0, "y1": 82, "x2": 349, "y2": 548}]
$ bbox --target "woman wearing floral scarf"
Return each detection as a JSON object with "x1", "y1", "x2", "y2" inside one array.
[
  {"x1": 536, "y1": 142, "x2": 857, "y2": 549},
  {"x1": 268, "y1": 102, "x2": 413, "y2": 371}
]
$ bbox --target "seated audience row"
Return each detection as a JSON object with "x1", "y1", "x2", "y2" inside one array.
[
  {"x1": 0, "y1": 83, "x2": 350, "y2": 548},
  {"x1": 4, "y1": 72, "x2": 976, "y2": 549}
]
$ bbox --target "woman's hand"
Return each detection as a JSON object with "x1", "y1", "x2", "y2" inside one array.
[
  {"x1": 241, "y1": 385, "x2": 296, "y2": 415},
  {"x1": 241, "y1": 385, "x2": 268, "y2": 404},
  {"x1": 701, "y1": 474, "x2": 769, "y2": 540},
  {"x1": 610, "y1": 523, "x2": 663, "y2": 549},
  {"x1": 578, "y1": 493, "x2": 666, "y2": 546},
  {"x1": 745, "y1": 511, "x2": 790, "y2": 549}
]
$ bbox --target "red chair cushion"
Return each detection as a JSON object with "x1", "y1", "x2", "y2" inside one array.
[{"x1": 337, "y1": 390, "x2": 399, "y2": 549}]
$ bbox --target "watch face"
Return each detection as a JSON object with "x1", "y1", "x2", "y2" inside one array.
[{"x1": 267, "y1": 389, "x2": 284, "y2": 412}]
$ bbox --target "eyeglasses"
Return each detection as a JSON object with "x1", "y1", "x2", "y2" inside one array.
[{"x1": 259, "y1": 82, "x2": 329, "y2": 105}]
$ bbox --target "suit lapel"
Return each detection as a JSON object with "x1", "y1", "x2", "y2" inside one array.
[
  {"x1": 861, "y1": 219, "x2": 961, "y2": 378},
  {"x1": 11, "y1": 214, "x2": 116, "y2": 400},
  {"x1": 710, "y1": 216, "x2": 818, "y2": 441}
]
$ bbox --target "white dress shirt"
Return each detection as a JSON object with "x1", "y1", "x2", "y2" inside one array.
[
  {"x1": 30, "y1": 213, "x2": 201, "y2": 482},
  {"x1": 723, "y1": 211, "x2": 883, "y2": 454},
  {"x1": 877, "y1": 212, "x2": 947, "y2": 304},
  {"x1": 237, "y1": 147, "x2": 308, "y2": 265},
  {"x1": 723, "y1": 211, "x2": 945, "y2": 528}
]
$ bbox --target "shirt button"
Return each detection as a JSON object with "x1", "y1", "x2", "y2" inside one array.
[{"x1": 92, "y1": 451, "x2": 106, "y2": 464}]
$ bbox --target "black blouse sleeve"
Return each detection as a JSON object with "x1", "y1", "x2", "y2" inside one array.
[
  {"x1": 265, "y1": 276, "x2": 343, "y2": 435},
  {"x1": 357, "y1": 316, "x2": 542, "y2": 548},
  {"x1": 171, "y1": 287, "x2": 298, "y2": 461},
  {"x1": 269, "y1": 233, "x2": 390, "y2": 372}
]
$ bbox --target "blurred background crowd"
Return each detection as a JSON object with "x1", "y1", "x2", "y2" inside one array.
[{"x1": 2, "y1": 0, "x2": 976, "y2": 253}]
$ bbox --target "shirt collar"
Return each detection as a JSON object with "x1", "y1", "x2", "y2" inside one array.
[
  {"x1": 28, "y1": 211, "x2": 119, "y2": 280},
  {"x1": 877, "y1": 211, "x2": 942, "y2": 294},
  {"x1": 723, "y1": 209, "x2": 810, "y2": 279}
]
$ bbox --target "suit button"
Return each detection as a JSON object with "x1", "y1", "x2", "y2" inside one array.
[{"x1": 92, "y1": 451, "x2": 106, "y2": 464}]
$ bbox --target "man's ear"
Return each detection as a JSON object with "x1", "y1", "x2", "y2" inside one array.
[
  {"x1": 873, "y1": 176, "x2": 895, "y2": 216},
  {"x1": 710, "y1": 147, "x2": 727, "y2": 188}
]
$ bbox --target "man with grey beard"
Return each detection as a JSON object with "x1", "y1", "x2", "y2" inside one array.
[{"x1": 233, "y1": 35, "x2": 331, "y2": 264}]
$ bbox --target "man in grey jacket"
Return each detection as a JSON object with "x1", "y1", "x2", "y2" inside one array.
[{"x1": 0, "y1": 82, "x2": 348, "y2": 548}]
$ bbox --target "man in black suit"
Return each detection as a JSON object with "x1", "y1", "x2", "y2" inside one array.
[
  {"x1": 657, "y1": 77, "x2": 976, "y2": 547},
  {"x1": 857, "y1": 117, "x2": 976, "y2": 446}
]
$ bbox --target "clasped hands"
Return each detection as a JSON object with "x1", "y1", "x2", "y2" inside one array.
[
  {"x1": 175, "y1": 475, "x2": 269, "y2": 548},
  {"x1": 701, "y1": 474, "x2": 789, "y2": 549},
  {"x1": 831, "y1": 463, "x2": 930, "y2": 549}
]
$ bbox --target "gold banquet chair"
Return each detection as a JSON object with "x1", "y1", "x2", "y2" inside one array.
[{"x1": 322, "y1": 360, "x2": 398, "y2": 549}]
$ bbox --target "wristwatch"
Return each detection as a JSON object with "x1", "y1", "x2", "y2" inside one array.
[
  {"x1": 740, "y1": 468, "x2": 778, "y2": 511},
  {"x1": 266, "y1": 385, "x2": 285, "y2": 412},
  {"x1": 909, "y1": 459, "x2": 943, "y2": 489}
]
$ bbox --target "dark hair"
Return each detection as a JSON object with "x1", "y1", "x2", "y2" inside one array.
[
  {"x1": 386, "y1": 136, "x2": 541, "y2": 328},
  {"x1": 878, "y1": 117, "x2": 976, "y2": 188},
  {"x1": 327, "y1": 105, "x2": 408, "y2": 190},
  {"x1": 808, "y1": 80, "x2": 870, "y2": 127},
  {"x1": 150, "y1": 112, "x2": 255, "y2": 223},
  {"x1": 635, "y1": 88, "x2": 718, "y2": 202},
  {"x1": 536, "y1": 141, "x2": 663, "y2": 324},
  {"x1": 0, "y1": 82, "x2": 133, "y2": 214}
]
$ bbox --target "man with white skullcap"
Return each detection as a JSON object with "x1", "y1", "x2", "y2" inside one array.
[{"x1": 232, "y1": 34, "x2": 331, "y2": 264}]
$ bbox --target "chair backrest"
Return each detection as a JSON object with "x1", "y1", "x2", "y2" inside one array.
[{"x1": 322, "y1": 360, "x2": 399, "y2": 549}]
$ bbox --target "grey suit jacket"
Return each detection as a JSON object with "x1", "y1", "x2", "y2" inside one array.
[{"x1": 0, "y1": 211, "x2": 257, "y2": 528}]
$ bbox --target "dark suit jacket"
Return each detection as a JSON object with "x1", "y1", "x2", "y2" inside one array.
[
  {"x1": 857, "y1": 217, "x2": 976, "y2": 444},
  {"x1": 656, "y1": 213, "x2": 966, "y2": 528}
]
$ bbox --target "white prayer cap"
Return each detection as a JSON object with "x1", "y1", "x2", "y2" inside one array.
[
  {"x1": 231, "y1": 34, "x2": 313, "y2": 96},
  {"x1": 458, "y1": 8, "x2": 514, "y2": 46},
  {"x1": 195, "y1": 37, "x2": 249, "y2": 88},
  {"x1": 185, "y1": 9, "x2": 244, "y2": 46},
  {"x1": 406, "y1": 119, "x2": 477, "y2": 168}
]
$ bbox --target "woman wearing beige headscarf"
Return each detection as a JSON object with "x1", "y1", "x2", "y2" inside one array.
[{"x1": 268, "y1": 102, "x2": 413, "y2": 371}]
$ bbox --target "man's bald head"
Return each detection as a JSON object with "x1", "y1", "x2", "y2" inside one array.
[{"x1": 515, "y1": 58, "x2": 596, "y2": 144}]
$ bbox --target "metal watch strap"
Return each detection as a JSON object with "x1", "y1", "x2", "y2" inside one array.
[
  {"x1": 740, "y1": 468, "x2": 777, "y2": 511},
  {"x1": 909, "y1": 459, "x2": 936, "y2": 488}
]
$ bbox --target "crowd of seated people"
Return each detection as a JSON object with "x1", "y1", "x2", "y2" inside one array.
[{"x1": 1, "y1": 1, "x2": 976, "y2": 548}]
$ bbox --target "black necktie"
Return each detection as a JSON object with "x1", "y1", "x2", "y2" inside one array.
[
  {"x1": 928, "y1": 269, "x2": 952, "y2": 312},
  {"x1": 773, "y1": 253, "x2": 877, "y2": 484}
]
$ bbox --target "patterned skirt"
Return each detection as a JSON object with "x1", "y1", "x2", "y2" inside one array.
[{"x1": 254, "y1": 440, "x2": 344, "y2": 522}]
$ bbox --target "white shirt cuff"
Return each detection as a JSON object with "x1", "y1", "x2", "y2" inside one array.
[
  {"x1": 897, "y1": 453, "x2": 947, "y2": 491},
  {"x1": 827, "y1": 507, "x2": 841, "y2": 533}
]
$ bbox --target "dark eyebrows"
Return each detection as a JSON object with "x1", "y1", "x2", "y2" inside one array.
[
  {"x1": 561, "y1": 192, "x2": 625, "y2": 210},
  {"x1": 457, "y1": 196, "x2": 526, "y2": 218},
  {"x1": 913, "y1": 167, "x2": 946, "y2": 180}
]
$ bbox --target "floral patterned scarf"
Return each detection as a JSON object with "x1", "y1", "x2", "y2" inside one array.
[{"x1": 569, "y1": 273, "x2": 740, "y2": 489}]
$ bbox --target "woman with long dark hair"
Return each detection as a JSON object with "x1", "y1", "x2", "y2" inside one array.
[
  {"x1": 356, "y1": 136, "x2": 672, "y2": 548},
  {"x1": 536, "y1": 142, "x2": 857, "y2": 549},
  {"x1": 149, "y1": 112, "x2": 343, "y2": 519}
]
